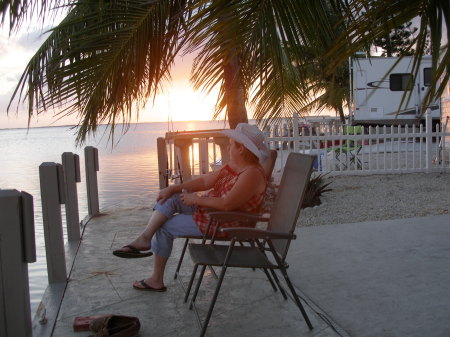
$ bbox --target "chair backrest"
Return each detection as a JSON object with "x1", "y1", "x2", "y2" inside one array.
[
  {"x1": 261, "y1": 150, "x2": 278, "y2": 181},
  {"x1": 268, "y1": 153, "x2": 315, "y2": 260}
]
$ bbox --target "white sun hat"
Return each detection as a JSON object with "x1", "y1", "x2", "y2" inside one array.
[{"x1": 221, "y1": 123, "x2": 269, "y2": 163}]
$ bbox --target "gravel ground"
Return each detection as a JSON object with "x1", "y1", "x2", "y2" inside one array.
[{"x1": 296, "y1": 172, "x2": 450, "y2": 227}]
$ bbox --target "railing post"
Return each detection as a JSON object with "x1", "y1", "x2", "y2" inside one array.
[
  {"x1": 0, "y1": 190, "x2": 35, "y2": 337},
  {"x1": 293, "y1": 112, "x2": 299, "y2": 152},
  {"x1": 84, "y1": 146, "x2": 100, "y2": 216},
  {"x1": 39, "y1": 162, "x2": 67, "y2": 284},
  {"x1": 62, "y1": 152, "x2": 81, "y2": 241},
  {"x1": 174, "y1": 139, "x2": 192, "y2": 182},
  {"x1": 425, "y1": 108, "x2": 433, "y2": 171},
  {"x1": 157, "y1": 137, "x2": 169, "y2": 189},
  {"x1": 199, "y1": 138, "x2": 209, "y2": 175},
  {"x1": 213, "y1": 136, "x2": 230, "y2": 164},
  {"x1": 263, "y1": 126, "x2": 271, "y2": 149}
]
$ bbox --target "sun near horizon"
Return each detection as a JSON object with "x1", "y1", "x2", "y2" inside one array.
[{"x1": 0, "y1": 22, "x2": 223, "y2": 130}]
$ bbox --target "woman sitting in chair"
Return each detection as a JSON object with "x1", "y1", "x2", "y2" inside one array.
[{"x1": 113, "y1": 123, "x2": 269, "y2": 291}]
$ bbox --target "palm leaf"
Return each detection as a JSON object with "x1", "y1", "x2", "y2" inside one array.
[
  {"x1": 328, "y1": 0, "x2": 449, "y2": 108},
  {"x1": 9, "y1": 0, "x2": 191, "y2": 143}
]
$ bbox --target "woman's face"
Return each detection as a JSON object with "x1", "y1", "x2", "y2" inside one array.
[{"x1": 229, "y1": 139, "x2": 243, "y2": 160}]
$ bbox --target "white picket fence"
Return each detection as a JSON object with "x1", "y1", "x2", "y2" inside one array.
[
  {"x1": 161, "y1": 111, "x2": 449, "y2": 185},
  {"x1": 267, "y1": 112, "x2": 450, "y2": 175}
]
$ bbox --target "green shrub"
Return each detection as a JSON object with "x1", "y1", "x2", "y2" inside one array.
[{"x1": 302, "y1": 174, "x2": 332, "y2": 208}]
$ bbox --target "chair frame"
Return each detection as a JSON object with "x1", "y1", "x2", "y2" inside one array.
[
  {"x1": 185, "y1": 152, "x2": 315, "y2": 337},
  {"x1": 332, "y1": 125, "x2": 364, "y2": 169},
  {"x1": 173, "y1": 150, "x2": 278, "y2": 280}
]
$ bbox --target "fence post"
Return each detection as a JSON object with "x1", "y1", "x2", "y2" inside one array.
[
  {"x1": 84, "y1": 146, "x2": 100, "y2": 216},
  {"x1": 157, "y1": 137, "x2": 169, "y2": 189},
  {"x1": 0, "y1": 190, "x2": 35, "y2": 337},
  {"x1": 425, "y1": 109, "x2": 433, "y2": 171},
  {"x1": 62, "y1": 152, "x2": 81, "y2": 241},
  {"x1": 40, "y1": 162, "x2": 67, "y2": 284},
  {"x1": 293, "y1": 112, "x2": 299, "y2": 152}
]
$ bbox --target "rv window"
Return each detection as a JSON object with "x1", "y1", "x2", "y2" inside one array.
[
  {"x1": 423, "y1": 68, "x2": 432, "y2": 86},
  {"x1": 390, "y1": 74, "x2": 413, "y2": 91}
]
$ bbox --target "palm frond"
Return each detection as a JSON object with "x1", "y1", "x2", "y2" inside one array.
[
  {"x1": 186, "y1": 0, "x2": 338, "y2": 126},
  {"x1": 9, "y1": 0, "x2": 190, "y2": 143},
  {"x1": 329, "y1": 0, "x2": 449, "y2": 107},
  {"x1": 0, "y1": 0, "x2": 70, "y2": 32}
]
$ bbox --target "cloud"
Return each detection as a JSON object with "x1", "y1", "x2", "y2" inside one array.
[{"x1": 15, "y1": 26, "x2": 51, "y2": 51}]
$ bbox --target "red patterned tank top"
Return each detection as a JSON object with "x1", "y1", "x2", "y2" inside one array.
[{"x1": 193, "y1": 164, "x2": 267, "y2": 238}]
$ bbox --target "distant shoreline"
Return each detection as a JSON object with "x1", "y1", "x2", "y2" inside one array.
[{"x1": 0, "y1": 119, "x2": 232, "y2": 131}]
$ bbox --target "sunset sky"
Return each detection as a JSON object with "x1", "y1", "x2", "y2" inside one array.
[{"x1": 0, "y1": 19, "x2": 220, "y2": 129}]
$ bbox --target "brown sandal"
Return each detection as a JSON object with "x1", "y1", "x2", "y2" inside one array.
[{"x1": 89, "y1": 315, "x2": 140, "y2": 337}]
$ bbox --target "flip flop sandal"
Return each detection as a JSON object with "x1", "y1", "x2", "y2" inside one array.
[
  {"x1": 133, "y1": 280, "x2": 167, "y2": 292},
  {"x1": 112, "y1": 245, "x2": 153, "y2": 259}
]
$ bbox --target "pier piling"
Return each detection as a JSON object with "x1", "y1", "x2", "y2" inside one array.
[
  {"x1": 84, "y1": 146, "x2": 100, "y2": 216},
  {"x1": 0, "y1": 190, "x2": 35, "y2": 337},
  {"x1": 62, "y1": 152, "x2": 81, "y2": 240},
  {"x1": 39, "y1": 162, "x2": 67, "y2": 284}
]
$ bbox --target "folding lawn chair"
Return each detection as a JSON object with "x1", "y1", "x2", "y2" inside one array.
[
  {"x1": 173, "y1": 150, "x2": 278, "y2": 280},
  {"x1": 332, "y1": 125, "x2": 363, "y2": 169},
  {"x1": 185, "y1": 152, "x2": 315, "y2": 337}
]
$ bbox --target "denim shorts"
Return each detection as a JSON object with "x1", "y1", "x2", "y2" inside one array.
[{"x1": 151, "y1": 194, "x2": 202, "y2": 258}]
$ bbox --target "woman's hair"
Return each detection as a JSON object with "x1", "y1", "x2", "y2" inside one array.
[{"x1": 237, "y1": 142, "x2": 259, "y2": 164}]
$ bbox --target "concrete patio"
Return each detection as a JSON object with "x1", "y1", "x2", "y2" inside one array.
[{"x1": 33, "y1": 195, "x2": 450, "y2": 337}]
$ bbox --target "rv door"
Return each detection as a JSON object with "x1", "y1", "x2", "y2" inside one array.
[
  {"x1": 418, "y1": 62, "x2": 440, "y2": 118},
  {"x1": 354, "y1": 69, "x2": 367, "y2": 107}
]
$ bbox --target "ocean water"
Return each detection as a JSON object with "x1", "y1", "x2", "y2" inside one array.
[{"x1": 0, "y1": 120, "x2": 228, "y2": 316}]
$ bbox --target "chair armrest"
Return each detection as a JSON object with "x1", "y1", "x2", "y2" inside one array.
[
  {"x1": 208, "y1": 211, "x2": 269, "y2": 224},
  {"x1": 220, "y1": 227, "x2": 295, "y2": 241}
]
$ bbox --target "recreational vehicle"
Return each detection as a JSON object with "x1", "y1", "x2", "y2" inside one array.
[{"x1": 349, "y1": 55, "x2": 441, "y2": 127}]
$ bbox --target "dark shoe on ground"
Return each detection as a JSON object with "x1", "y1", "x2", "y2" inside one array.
[
  {"x1": 73, "y1": 315, "x2": 110, "y2": 332},
  {"x1": 112, "y1": 245, "x2": 153, "y2": 258},
  {"x1": 133, "y1": 280, "x2": 167, "y2": 292},
  {"x1": 89, "y1": 314, "x2": 140, "y2": 337}
]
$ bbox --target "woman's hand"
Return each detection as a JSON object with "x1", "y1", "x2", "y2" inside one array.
[
  {"x1": 180, "y1": 192, "x2": 200, "y2": 206},
  {"x1": 157, "y1": 186, "x2": 174, "y2": 204}
]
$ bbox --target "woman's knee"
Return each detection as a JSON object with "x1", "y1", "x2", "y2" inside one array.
[{"x1": 154, "y1": 194, "x2": 181, "y2": 218}]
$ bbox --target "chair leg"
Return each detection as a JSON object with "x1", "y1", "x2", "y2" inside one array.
[
  {"x1": 267, "y1": 240, "x2": 313, "y2": 330},
  {"x1": 200, "y1": 263, "x2": 228, "y2": 337},
  {"x1": 190, "y1": 265, "x2": 207, "y2": 309},
  {"x1": 280, "y1": 267, "x2": 313, "y2": 330},
  {"x1": 199, "y1": 240, "x2": 235, "y2": 337},
  {"x1": 184, "y1": 264, "x2": 199, "y2": 303},
  {"x1": 254, "y1": 241, "x2": 284, "y2": 296},
  {"x1": 175, "y1": 238, "x2": 189, "y2": 279},
  {"x1": 261, "y1": 268, "x2": 278, "y2": 292},
  {"x1": 269, "y1": 269, "x2": 288, "y2": 300}
]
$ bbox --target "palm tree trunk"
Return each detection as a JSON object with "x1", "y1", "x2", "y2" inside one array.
[
  {"x1": 218, "y1": 10, "x2": 248, "y2": 129},
  {"x1": 337, "y1": 105, "x2": 346, "y2": 124},
  {"x1": 223, "y1": 56, "x2": 248, "y2": 128}
]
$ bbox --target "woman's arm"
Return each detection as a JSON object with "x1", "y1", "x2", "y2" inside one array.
[
  {"x1": 180, "y1": 166, "x2": 265, "y2": 211},
  {"x1": 157, "y1": 168, "x2": 221, "y2": 204}
]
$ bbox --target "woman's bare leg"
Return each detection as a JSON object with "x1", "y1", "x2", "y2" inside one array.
[
  {"x1": 133, "y1": 254, "x2": 168, "y2": 289},
  {"x1": 119, "y1": 210, "x2": 168, "y2": 252}
]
